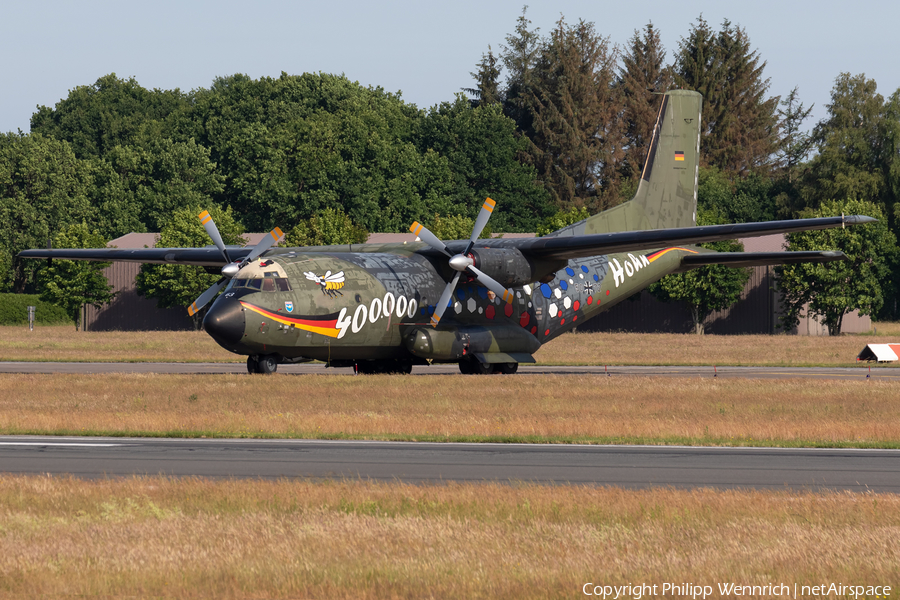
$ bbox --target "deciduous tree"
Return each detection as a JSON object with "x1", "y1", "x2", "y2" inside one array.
[
  {"x1": 36, "y1": 222, "x2": 114, "y2": 330},
  {"x1": 417, "y1": 96, "x2": 553, "y2": 232},
  {"x1": 30, "y1": 74, "x2": 188, "y2": 160},
  {"x1": 135, "y1": 205, "x2": 244, "y2": 329},
  {"x1": 0, "y1": 133, "x2": 96, "y2": 293},
  {"x1": 801, "y1": 74, "x2": 898, "y2": 224},
  {"x1": 283, "y1": 206, "x2": 368, "y2": 247},
  {"x1": 778, "y1": 199, "x2": 897, "y2": 334},
  {"x1": 649, "y1": 212, "x2": 751, "y2": 334}
]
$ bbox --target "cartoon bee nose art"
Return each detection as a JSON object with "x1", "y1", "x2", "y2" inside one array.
[{"x1": 304, "y1": 270, "x2": 345, "y2": 297}]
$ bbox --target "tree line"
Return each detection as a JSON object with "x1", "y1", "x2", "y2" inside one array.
[{"x1": 2, "y1": 8, "x2": 899, "y2": 328}]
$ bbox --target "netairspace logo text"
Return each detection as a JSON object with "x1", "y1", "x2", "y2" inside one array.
[{"x1": 582, "y1": 582, "x2": 892, "y2": 599}]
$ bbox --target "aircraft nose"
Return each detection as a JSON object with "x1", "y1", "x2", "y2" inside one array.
[{"x1": 203, "y1": 295, "x2": 245, "y2": 346}]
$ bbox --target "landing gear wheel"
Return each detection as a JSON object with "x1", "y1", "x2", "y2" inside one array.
[
  {"x1": 497, "y1": 362, "x2": 519, "y2": 374},
  {"x1": 473, "y1": 361, "x2": 495, "y2": 375},
  {"x1": 395, "y1": 360, "x2": 413, "y2": 375},
  {"x1": 257, "y1": 354, "x2": 279, "y2": 374},
  {"x1": 355, "y1": 360, "x2": 414, "y2": 375},
  {"x1": 247, "y1": 355, "x2": 259, "y2": 374},
  {"x1": 460, "y1": 357, "x2": 494, "y2": 375}
]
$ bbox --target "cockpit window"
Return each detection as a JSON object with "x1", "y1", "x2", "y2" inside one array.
[{"x1": 227, "y1": 277, "x2": 292, "y2": 292}]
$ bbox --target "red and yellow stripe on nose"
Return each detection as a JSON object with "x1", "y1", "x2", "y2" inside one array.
[
  {"x1": 482, "y1": 198, "x2": 495, "y2": 212},
  {"x1": 198, "y1": 210, "x2": 212, "y2": 225}
]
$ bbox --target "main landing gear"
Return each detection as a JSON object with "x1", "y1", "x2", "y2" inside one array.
[
  {"x1": 247, "y1": 354, "x2": 279, "y2": 374},
  {"x1": 354, "y1": 360, "x2": 414, "y2": 375},
  {"x1": 458, "y1": 357, "x2": 518, "y2": 375}
]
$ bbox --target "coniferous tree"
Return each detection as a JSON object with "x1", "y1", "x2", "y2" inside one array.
[
  {"x1": 464, "y1": 47, "x2": 502, "y2": 107},
  {"x1": 618, "y1": 22, "x2": 673, "y2": 183},
  {"x1": 675, "y1": 17, "x2": 778, "y2": 176},
  {"x1": 525, "y1": 16, "x2": 623, "y2": 212},
  {"x1": 500, "y1": 6, "x2": 541, "y2": 135},
  {"x1": 776, "y1": 87, "x2": 814, "y2": 183},
  {"x1": 771, "y1": 87, "x2": 815, "y2": 218}
]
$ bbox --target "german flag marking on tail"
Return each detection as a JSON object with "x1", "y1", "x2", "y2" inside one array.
[{"x1": 674, "y1": 151, "x2": 685, "y2": 162}]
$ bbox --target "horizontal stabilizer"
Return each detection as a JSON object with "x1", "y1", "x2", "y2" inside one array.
[
  {"x1": 472, "y1": 215, "x2": 876, "y2": 262},
  {"x1": 678, "y1": 251, "x2": 846, "y2": 270}
]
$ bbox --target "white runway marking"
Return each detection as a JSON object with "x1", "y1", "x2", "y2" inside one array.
[{"x1": 0, "y1": 442, "x2": 121, "y2": 447}]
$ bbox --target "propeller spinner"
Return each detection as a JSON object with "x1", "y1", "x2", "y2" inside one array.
[
  {"x1": 187, "y1": 210, "x2": 285, "y2": 316},
  {"x1": 410, "y1": 198, "x2": 514, "y2": 328}
]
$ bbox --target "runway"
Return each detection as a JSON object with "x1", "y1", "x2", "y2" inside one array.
[
  {"x1": 1, "y1": 361, "x2": 898, "y2": 379},
  {"x1": 2, "y1": 436, "x2": 899, "y2": 492}
]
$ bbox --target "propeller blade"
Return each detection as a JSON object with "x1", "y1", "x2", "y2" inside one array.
[
  {"x1": 410, "y1": 221, "x2": 451, "y2": 256},
  {"x1": 188, "y1": 277, "x2": 228, "y2": 317},
  {"x1": 468, "y1": 265, "x2": 515, "y2": 304},
  {"x1": 465, "y1": 197, "x2": 496, "y2": 254},
  {"x1": 244, "y1": 227, "x2": 285, "y2": 264},
  {"x1": 198, "y1": 210, "x2": 230, "y2": 263},
  {"x1": 430, "y1": 271, "x2": 462, "y2": 328}
]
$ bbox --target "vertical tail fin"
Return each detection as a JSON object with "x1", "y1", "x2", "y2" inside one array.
[{"x1": 547, "y1": 90, "x2": 703, "y2": 236}]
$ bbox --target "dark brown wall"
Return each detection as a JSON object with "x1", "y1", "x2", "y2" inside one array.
[
  {"x1": 84, "y1": 262, "x2": 193, "y2": 331},
  {"x1": 579, "y1": 266, "x2": 777, "y2": 334}
]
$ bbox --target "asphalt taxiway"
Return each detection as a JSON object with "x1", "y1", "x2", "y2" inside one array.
[
  {"x1": 1, "y1": 436, "x2": 898, "y2": 492},
  {"x1": 2, "y1": 361, "x2": 896, "y2": 490},
  {"x1": 0, "y1": 362, "x2": 897, "y2": 379}
]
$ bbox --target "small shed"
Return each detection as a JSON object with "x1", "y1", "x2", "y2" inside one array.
[{"x1": 857, "y1": 344, "x2": 900, "y2": 363}]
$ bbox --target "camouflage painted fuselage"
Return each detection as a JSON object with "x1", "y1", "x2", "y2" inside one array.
[{"x1": 205, "y1": 241, "x2": 694, "y2": 364}]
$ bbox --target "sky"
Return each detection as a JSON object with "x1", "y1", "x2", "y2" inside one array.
[{"x1": 2, "y1": 0, "x2": 897, "y2": 135}]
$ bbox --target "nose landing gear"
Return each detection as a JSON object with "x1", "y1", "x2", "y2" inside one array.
[{"x1": 247, "y1": 354, "x2": 279, "y2": 374}]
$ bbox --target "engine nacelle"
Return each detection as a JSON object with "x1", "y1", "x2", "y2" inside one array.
[{"x1": 468, "y1": 248, "x2": 535, "y2": 288}]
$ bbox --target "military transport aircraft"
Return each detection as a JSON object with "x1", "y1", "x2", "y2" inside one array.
[{"x1": 19, "y1": 90, "x2": 874, "y2": 374}]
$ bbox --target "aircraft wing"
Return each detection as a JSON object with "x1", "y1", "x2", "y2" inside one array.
[
  {"x1": 17, "y1": 215, "x2": 875, "y2": 266},
  {"x1": 677, "y1": 251, "x2": 846, "y2": 270},
  {"x1": 17, "y1": 246, "x2": 253, "y2": 266},
  {"x1": 450, "y1": 215, "x2": 875, "y2": 261}
]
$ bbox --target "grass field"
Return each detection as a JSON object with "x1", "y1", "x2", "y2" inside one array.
[
  {"x1": 2, "y1": 330, "x2": 899, "y2": 596},
  {"x1": 0, "y1": 476, "x2": 896, "y2": 599},
  {"x1": 2, "y1": 324, "x2": 900, "y2": 366},
  {"x1": 1, "y1": 373, "x2": 898, "y2": 447}
]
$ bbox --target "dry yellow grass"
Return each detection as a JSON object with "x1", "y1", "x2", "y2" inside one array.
[
  {"x1": 1, "y1": 373, "x2": 898, "y2": 446},
  {"x1": 0, "y1": 476, "x2": 897, "y2": 599},
  {"x1": 542, "y1": 330, "x2": 898, "y2": 366},
  {"x1": 3, "y1": 324, "x2": 898, "y2": 365},
  {"x1": 0, "y1": 325, "x2": 232, "y2": 362}
]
